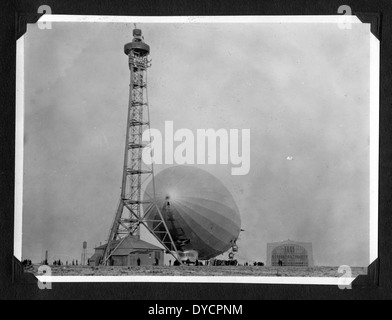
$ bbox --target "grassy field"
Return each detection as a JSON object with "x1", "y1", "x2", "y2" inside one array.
[{"x1": 27, "y1": 265, "x2": 367, "y2": 278}]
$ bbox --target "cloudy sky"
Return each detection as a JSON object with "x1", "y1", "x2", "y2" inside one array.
[{"x1": 21, "y1": 20, "x2": 371, "y2": 267}]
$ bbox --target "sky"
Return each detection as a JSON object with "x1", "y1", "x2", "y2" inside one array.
[{"x1": 21, "y1": 20, "x2": 371, "y2": 267}]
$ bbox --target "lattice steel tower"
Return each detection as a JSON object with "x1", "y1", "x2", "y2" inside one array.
[{"x1": 101, "y1": 28, "x2": 180, "y2": 265}]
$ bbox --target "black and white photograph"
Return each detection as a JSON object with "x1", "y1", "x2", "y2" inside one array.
[
  {"x1": 2, "y1": 0, "x2": 392, "y2": 305},
  {"x1": 13, "y1": 15, "x2": 379, "y2": 287}
]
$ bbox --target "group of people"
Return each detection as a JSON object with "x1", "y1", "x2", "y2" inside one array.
[
  {"x1": 54, "y1": 260, "x2": 79, "y2": 266},
  {"x1": 21, "y1": 259, "x2": 32, "y2": 267},
  {"x1": 39, "y1": 259, "x2": 79, "y2": 266},
  {"x1": 168, "y1": 259, "x2": 203, "y2": 266}
]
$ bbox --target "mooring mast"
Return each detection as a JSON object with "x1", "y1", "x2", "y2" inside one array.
[{"x1": 101, "y1": 28, "x2": 181, "y2": 265}]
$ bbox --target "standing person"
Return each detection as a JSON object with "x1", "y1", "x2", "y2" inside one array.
[
  {"x1": 169, "y1": 260, "x2": 172, "y2": 266},
  {"x1": 137, "y1": 257, "x2": 141, "y2": 266}
]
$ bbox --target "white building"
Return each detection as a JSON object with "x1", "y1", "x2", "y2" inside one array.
[{"x1": 266, "y1": 240, "x2": 314, "y2": 267}]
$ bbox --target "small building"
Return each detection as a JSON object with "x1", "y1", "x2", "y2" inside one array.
[
  {"x1": 266, "y1": 240, "x2": 314, "y2": 267},
  {"x1": 89, "y1": 235, "x2": 164, "y2": 267}
]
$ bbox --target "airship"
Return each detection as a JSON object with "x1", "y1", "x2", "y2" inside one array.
[{"x1": 144, "y1": 165, "x2": 241, "y2": 260}]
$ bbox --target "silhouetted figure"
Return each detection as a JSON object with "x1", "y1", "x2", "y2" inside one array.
[
  {"x1": 137, "y1": 258, "x2": 141, "y2": 266},
  {"x1": 72, "y1": 260, "x2": 75, "y2": 266},
  {"x1": 278, "y1": 259, "x2": 283, "y2": 266},
  {"x1": 155, "y1": 258, "x2": 159, "y2": 266},
  {"x1": 169, "y1": 260, "x2": 172, "y2": 266},
  {"x1": 76, "y1": 260, "x2": 78, "y2": 266}
]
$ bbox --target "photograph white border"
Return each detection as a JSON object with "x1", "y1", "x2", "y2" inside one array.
[{"x1": 15, "y1": 15, "x2": 379, "y2": 285}]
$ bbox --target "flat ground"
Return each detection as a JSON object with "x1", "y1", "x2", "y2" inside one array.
[{"x1": 27, "y1": 265, "x2": 367, "y2": 277}]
